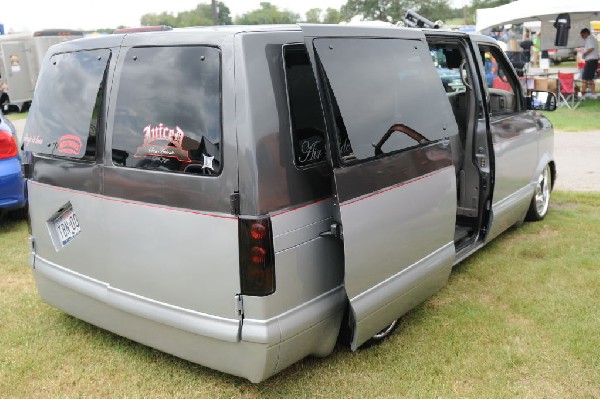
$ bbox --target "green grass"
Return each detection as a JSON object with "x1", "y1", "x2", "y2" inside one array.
[
  {"x1": 1, "y1": 191, "x2": 599, "y2": 397},
  {"x1": 5, "y1": 111, "x2": 28, "y2": 121},
  {"x1": 543, "y1": 96, "x2": 600, "y2": 131},
  {"x1": 549, "y1": 61, "x2": 577, "y2": 68}
]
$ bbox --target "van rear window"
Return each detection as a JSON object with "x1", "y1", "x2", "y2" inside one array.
[
  {"x1": 23, "y1": 49, "x2": 110, "y2": 159},
  {"x1": 111, "y1": 46, "x2": 222, "y2": 176}
]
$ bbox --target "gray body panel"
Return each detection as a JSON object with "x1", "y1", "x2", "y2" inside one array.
[
  {"x1": 27, "y1": 26, "x2": 343, "y2": 383},
  {"x1": 234, "y1": 30, "x2": 331, "y2": 215},
  {"x1": 301, "y1": 25, "x2": 458, "y2": 349},
  {"x1": 26, "y1": 24, "x2": 554, "y2": 383}
]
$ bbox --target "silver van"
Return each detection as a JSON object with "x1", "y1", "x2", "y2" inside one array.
[{"x1": 23, "y1": 25, "x2": 556, "y2": 383}]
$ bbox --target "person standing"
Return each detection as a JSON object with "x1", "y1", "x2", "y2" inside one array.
[
  {"x1": 580, "y1": 28, "x2": 599, "y2": 99},
  {"x1": 532, "y1": 32, "x2": 541, "y2": 67},
  {"x1": 520, "y1": 32, "x2": 534, "y2": 64}
]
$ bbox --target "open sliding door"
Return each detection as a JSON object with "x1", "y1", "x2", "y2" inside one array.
[{"x1": 301, "y1": 25, "x2": 459, "y2": 349}]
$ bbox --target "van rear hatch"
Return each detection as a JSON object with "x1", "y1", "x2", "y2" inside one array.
[{"x1": 25, "y1": 36, "x2": 243, "y2": 343}]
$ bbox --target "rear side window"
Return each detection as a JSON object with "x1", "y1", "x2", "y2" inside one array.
[
  {"x1": 23, "y1": 49, "x2": 110, "y2": 159},
  {"x1": 283, "y1": 45, "x2": 326, "y2": 167},
  {"x1": 111, "y1": 46, "x2": 222, "y2": 176}
]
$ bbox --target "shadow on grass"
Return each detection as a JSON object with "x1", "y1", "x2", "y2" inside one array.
[{"x1": 0, "y1": 209, "x2": 27, "y2": 232}]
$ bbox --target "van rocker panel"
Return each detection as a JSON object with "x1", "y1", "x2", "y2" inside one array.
[{"x1": 351, "y1": 242, "x2": 454, "y2": 349}]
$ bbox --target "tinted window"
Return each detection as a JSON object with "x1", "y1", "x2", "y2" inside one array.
[
  {"x1": 429, "y1": 47, "x2": 468, "y2": 93},
  {"x1": 112, "y1": 46, "x2": 222, "y2": 175},
  {"x1": 23, "y1": 49, "x2": 110, "y2": 159},
  {"x1": 283, "y1": 45, "x2": 326, "y2": 167},
  {"x1": 313, "y1": 38, "x2": 457, "y2": 162},
  {"x1": 480, "y1": 45, "x2": 519, "y2": 114}
]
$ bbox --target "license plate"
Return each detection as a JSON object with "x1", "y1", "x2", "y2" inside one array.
[{"x1": 53, "y1": 207, "x2": 81, "y2": 247}]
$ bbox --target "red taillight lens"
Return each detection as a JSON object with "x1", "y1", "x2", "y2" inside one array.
[
  {"x1": 0, "y1": 130, "x2": 18, "y2": 160},
  {"x1": 239, "y1": 217, "x2": 275, "y2": 296},
  {"x1": 250, "y1": 246, "x2": 267, "y2": 263},
  {"x1": 250, "y1": 223, "x2": 267, "y2": 240}
]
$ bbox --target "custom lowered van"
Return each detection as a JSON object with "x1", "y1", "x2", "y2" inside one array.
[{"x1": 23, "y1": 25, "x2": 556, "y2": 382}]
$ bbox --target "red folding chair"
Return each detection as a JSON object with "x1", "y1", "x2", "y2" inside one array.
[
  {"x1": 557, "y1": 72, "x2": 582, "y2": 110},
  {"x1": 492, "y1": 76, "x2": 512, "y2": 91}
]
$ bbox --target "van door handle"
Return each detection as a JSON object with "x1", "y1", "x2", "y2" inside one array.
[{"x1": 320, "y1": 223, "x2": 342, "y2": 239}]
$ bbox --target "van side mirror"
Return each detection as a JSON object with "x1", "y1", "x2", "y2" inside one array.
[{"x1": 527, "y1": 91, "x2": 557, "y2": 111}]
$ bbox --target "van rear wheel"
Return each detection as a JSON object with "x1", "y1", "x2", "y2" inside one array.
[
  {"x1": 526, "y1": 163, "x2": 551, "y2": 221},
  {"x1": 361, "y1": 319, "x2": 399, "y2": 348}
]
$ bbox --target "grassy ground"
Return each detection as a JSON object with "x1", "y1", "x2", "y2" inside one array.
[
  {"x1": 1, "y1": 191, "x2": 599, "y2": 397},
  {"x1": 4, "y1": 111, "x2": 28, "y2": 121},
  {"x1": 543, "y1": 96, "x2": 600, "y2": 132}
]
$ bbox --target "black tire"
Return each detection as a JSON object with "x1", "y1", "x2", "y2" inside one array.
[{"x1": 526, "y1": 163, "x2": 551, "y2": 221}]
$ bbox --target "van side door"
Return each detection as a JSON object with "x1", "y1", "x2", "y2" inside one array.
[
  {"x1": 301, "y1": 25, "x2": 459, "y2": 350},
  {"x1": 474, "y1": 42, "x2": 541, "y2": 239}
]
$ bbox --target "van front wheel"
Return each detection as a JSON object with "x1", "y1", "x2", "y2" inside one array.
[{"x1": 526, "y1": 163, "x2": 551, "y2": 221}]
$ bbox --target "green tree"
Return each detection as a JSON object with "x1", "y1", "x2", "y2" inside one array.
[
  {"x1": 417, "y1": 0, "x2": 453, "y2": 22},
  {"x1": 323, "y1": 8, "x2": 344, "y2": 24},
  {"x1": 305, "y1": 8, "x2": 322, "y2": 23},
  {"x1": 140, "y1": 2, "x2": 232, "y2": 27},
  {"x1": 340, "y1": 0, "x2": 453, "y2": 24},
  {"x1": 141, "y1": 11, "x2": 178, "y2": 27},
  {"x1": 235, "y1": 2, "x2": 300, "y2": 25}
]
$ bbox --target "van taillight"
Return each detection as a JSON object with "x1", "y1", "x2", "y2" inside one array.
[
  {"x1": 0, "y1": 130, "x2": 18, "y2": 160},
  {"x1": 239, "y1": 217, "x2": 275, "y2": 296}
]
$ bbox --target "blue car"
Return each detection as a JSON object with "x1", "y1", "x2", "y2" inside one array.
[{"x1": 0, "y1": 110, "x2": 27, "y2": 219}]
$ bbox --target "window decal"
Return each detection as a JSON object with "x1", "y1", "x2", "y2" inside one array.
[
  {"x1": 298, "y1": 136, "x2": 324, "y2": 164},
  {"x1": 134, "y1": 123, "x2": 191, "y2": 162},
  {"x1": 22, "y1": 135, "x2": 43, "y2": 145},
  {"x1": 57, "y1": 134, "x2": 83, "y2": 155}
]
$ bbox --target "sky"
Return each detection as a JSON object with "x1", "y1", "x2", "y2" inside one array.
[{"x1": 1, "y1": 0, "x2": 467, "y2": 33}]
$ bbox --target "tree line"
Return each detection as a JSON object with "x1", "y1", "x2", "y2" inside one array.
[{"x1": 140, "y1": 0, "x2": 512, "y2": 27}]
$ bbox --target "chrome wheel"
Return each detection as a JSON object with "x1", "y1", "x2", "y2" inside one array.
[
  {"x1": 534, "y1": 164, "x2": 551, "y2": 217},
  {"x1": 372, "y1": 319, "x2": 398, "y2": 340},
  {"x1": 527, "y1": 163, "x2": 551, "y2": 221}
]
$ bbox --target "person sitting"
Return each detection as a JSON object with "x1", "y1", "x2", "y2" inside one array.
[{"x1": 0, "y1": 82, "x2": 9, "y2": 108}]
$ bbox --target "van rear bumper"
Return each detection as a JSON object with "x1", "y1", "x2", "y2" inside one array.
[{"x1": 32, "y1": 255, "x2": 344, "y2": 382}]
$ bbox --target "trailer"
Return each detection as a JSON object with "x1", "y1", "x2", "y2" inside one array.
[{"x1": 0, "y1": 29, "x2": 83, "y2": 112}]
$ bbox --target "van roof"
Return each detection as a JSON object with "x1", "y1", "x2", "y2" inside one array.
[{"x1": 45, "y1": 24, "x2": 495, "y2": 54}]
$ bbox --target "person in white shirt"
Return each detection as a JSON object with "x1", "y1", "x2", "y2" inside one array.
[{"x1": 580, "y1": 28, "x2": 599, "y2": 98}]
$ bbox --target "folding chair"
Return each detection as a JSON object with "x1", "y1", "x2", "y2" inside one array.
[{"x1": 557, "y1": 72, "x2": 582, "y2": 110}]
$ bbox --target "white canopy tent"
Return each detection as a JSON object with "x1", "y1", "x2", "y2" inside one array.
[{"x1": 476, "y1": 0, "x2": 600, "y2": 50}]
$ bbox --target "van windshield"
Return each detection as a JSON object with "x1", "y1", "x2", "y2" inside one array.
[
  {"x1": 111, "y1": 46, "x2": 222, "y2": 176},
  {"x1": 23, "y1": 49, "x2": 110, "y2": 159}
]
